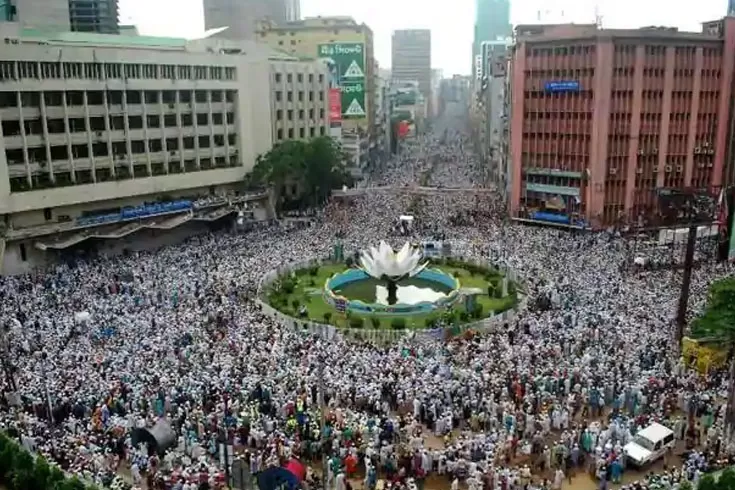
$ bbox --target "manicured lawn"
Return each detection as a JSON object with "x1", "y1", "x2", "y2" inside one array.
[{"x1": 266, "y1": 262, "x2": 518, "y2": 330}]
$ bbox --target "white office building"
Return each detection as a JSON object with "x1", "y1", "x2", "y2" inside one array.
[{"x1": 0, "y1": 24, "x2": 308, "y2": 274}]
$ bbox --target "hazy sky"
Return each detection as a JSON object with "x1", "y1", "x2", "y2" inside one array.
[{"x1": 120, "y1": 0, "x2": 726, "y2": 76}]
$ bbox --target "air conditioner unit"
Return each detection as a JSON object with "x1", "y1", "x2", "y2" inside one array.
[
  {"x1": 676, "y1": 165, "x2": 683, "y2": 172},
  {"x1": 694, "y1": 147, "x2": 701, "y2": 154},
  {"x1": 698, "y1": 162, "x2": 705, "y2": 168},
  {"x1": 609, "y1": 167, "x2": 618, "y2": 175},
  {"x1": 653, "y1": 166, "x2": 659, "y2": 172},
  {"x1": 636, "y1": 167, "x2": 643, "y2": 174},
  {"x1": 637, "y1": 149, "x2": 644, "y2": 155},
  {"x1": 707, "y1": 162, "x2": 713, "y2": 167},
  {"x1": 665, "y1": 165, "x2": 672, "y2": 172}
]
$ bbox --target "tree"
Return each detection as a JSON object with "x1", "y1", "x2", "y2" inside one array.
[
  {"x1": 249, "y1": 136, "x2": 350, "y2": 210},
  {"x1": 691, "y1": 277, "x2": 735, "y2": 444}
]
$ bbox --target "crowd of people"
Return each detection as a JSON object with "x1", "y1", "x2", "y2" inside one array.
[{"x1": 0, "y1": 102, "x2": 734, "y2": 490}]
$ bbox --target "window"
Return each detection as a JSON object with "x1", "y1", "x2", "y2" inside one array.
[
  {"x1": 297, "y1": 74, "x2": 303, "y2": 83},
  {"x1": 276, "y1": 109, "x2": 283, "y2": 120},
  {"x1": 308, "y1": 74, "x2": 314, "y2": 83},
  {"x1": 275, "y1": 73, "x2": 282, "y2": 83},
  {"x1": 287, "y1": 74, "x2": 293, "y2": 83},
  {"x1": 19, "y1": 243, "x2": 26, "y2": 262},
  {"x1": 277, "y1": 128, "x2": 283, "y2": 140},
  {"x1": 299, "y1": 127, "x2": 305, "y2": 138},
  {"x1": 298, "y1": 91, "x2": 304, "y2": 102},
  {"x1": 288, "y1": 128, "x2": 294, "y2": 138},
  {"x1": 320, "y1": 126, "x2": 325, "y2": 135},
  {"x1": 275, "y1": 91, "x2": 282, "y2": 102},
  {"x1": 287, "y1": 92, "x2": 293, "y2": 102},
  {"x1": 287, "y1": 110, "x2": 293, "y2": 120},
  {"x1": 43, "y1": 208, "x2": 52, "y2": 221}
]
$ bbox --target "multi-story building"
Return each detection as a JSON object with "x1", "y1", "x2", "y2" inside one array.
[
  {"x1": 472, "y1": 0, "x2": 511, "y2": 81},
  {"x1": 391, "y1": 29, "x2": 432, "y2": 109},
  {"x1": 204, "y1": 0, "x2": 292, "y2": 40},
  {"x1": 269, "y1": 60, "x2": 329, "y2": 143},
  {"x1": 13, "y1": 0, "x2": 71, "y2": 31},
  {"x1": 0, "y1": 24, "x2": 293, "y2": 274},
  {"x1": 256, "y1": 16, "x2": 376, "y2": 167},
  {"x1": 509, "y1": 20, "x2": 735, "y2": 229},
  {"x1": 68, "y1": 0, "x2": 119, "y2": 34}
]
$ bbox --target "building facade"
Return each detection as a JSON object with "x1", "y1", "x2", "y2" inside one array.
[
  {"x1": 204, "y1": 0, "x2": 290, "y2": 40},
  {"x1": 256, "y1": 17, "x2": 376, "y2": 167},
  {"x1": 391, "y1": 29, "x2": 432, "y2": 108},
  {"x1": 68, "y1": 0, "x2": 119, "y2": 34},
  {"x1": 285, "y1": 0, "x2": 300, "y2": 22},
  {"x1": 14, "y1": 0, "x2": 71, "y2": 31},
  {"x1": 0, "y1": 25, "x2": 284, "y2": 274},
  {"x1": 509, "y1": 20, "x2": 735, "y2": 228},
  {"x1": 269, "y1": 60, "x2": 329, "y2": 143},
  {"x1": 472, "y1": 0, "x2": 511, "y2": 80}
]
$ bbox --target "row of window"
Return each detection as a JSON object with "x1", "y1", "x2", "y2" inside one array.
[
  {"x1": 0, "y1": 61, "x2": 238, "y2": 82},
  {"x1": 276, "y1": 126, "x2": 326, "y2": 140},
  {"x1": 275, "y1": 108, "x2": 325, "y2": 121},
  {"x1": 0, "y1": 89, "x2": 237, "y2": 109},
  {"x1": 9, "y1": 157, "x2": 239, "y2": 192},
  {"x1": 274, "y1": 72, "x2": 324, "y2": 84},
  {"x1": 273, "y1": 90, "x2": 324, "y2": 103},
  {"x1": 5, "y1": 134, "x2": 238, "y2": 166},
  {"x1": 2, "y1": 112, "x2": 236, "y2": 136}
]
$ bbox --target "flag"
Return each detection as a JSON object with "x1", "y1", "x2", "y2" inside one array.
[{"x1": 718, "y1": 188, "x2": 729, "y2": 242}]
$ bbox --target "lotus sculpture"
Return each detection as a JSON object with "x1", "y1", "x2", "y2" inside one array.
[{"x1": 359, "y1": 241, "x2": 428, "y2": 305}]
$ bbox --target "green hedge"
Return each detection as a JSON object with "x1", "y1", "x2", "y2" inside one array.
[{"x1": 0, "y1": 432, "x2": 101, "y2": 490}]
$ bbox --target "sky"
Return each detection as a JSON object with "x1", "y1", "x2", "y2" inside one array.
[{"x1": 119, "y1": 0, "x2": 727, "y2": 76}]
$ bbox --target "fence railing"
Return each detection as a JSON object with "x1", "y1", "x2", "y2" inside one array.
[{"x1": 256, "y1": 249, "x2": 526, "y2": 344}]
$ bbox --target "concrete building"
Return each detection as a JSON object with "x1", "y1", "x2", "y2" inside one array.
[
  {"x1": 285, "y1": 0, "x2": 300, "y2": 22},
  {"x1": 0, "y1": 24, "x2": 291, "y2": 274},
  {"x1": 391, "y1": 29, "x2": 432, "y2": 107},
  {"x1": 68, "y1": 0, "x2": 119, "y2": 34},
  {"x1": 472, "y1": 0, "x2": 511, "y2": 80},
  {"x1": 13, "y1": 0, "x2": 71, "y2": 31},
  {"x1": 509, "y1": 20, "x2": 735, "y2": 229},
  {"x1": 256, "y1": 16, "x2": 376, "y2": 167},
  {"x1": 269, "y1": 59, "x2": 329, "y2": 143},
  {"x1": 473, "y1": 40, "x2": 510, "y2": 190},
  {"x1": 204, "y1": 0, "x2": 291, "y2": 40}
]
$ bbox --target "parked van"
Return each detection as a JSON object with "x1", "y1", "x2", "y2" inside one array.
[{"x1": 623, "y1": 423, "x2": 675, "y2": 467}]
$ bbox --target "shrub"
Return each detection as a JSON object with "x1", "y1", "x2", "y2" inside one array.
[
  {"x1": 471, "y1": 303, "x2": 484, "y2": 319},
  {"x1": 424, "y1": 316, "x2": 439, "y2": 329},
  {"x1": 281, "y1": 279, "x2": 296, "y2": 294},
  {"x1": 323, "y1": 312, "x2": 333, "y2": 324},
  {"x1": 459, "y1": 311, "x2": 470, "y2": 322},
  {"x1": 487, "y1": 285, "x2": 495, "y2": 297},
  {"x1": 349, "y1": 316, "x2": 364, "y2": 329},
  {"x1": 390, "y1": 318, "x2": 406, "y2": 330},
  {"x1": 370, "y1": 317, "x2": 380, "y2": 329},
  {"x1": 494, "y1": 286, "x2": 504, "y2": 298},
  {"x1": 309, "y1": 266, "x2": 319, "y2": 276},
  {"x1": 291, "y1": 299, "x2": 300, "y2": 310}
]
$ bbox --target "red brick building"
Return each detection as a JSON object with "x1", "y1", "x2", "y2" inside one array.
[{"x1": 509, "y1": 19, "x2": 735, "y2": 228}]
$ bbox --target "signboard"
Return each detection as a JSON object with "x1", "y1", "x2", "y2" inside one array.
[
  {"x1": 328, "y1": 88, "x2": 342, "y2": 122},
  {"x1": 317, "y1": 43, "x2": 366, "y2": 119},
  {"x1": 341, "y1": 82, "x2": 366, "y2": 117},
  {"x1": 474, "y1": 55, "x2": 483, "y2": 80},
  {"x1": 545, "y1": 81, "x2": 580, "y2": 93}
]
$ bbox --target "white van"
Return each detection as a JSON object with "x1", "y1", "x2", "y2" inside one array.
[{"x1": 623, "y1": 422, "x2": 676, "y2": 467}]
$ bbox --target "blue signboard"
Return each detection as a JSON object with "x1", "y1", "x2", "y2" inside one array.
[{"x1": 544, "y1": 81, "x2": 580, "y2": 93}]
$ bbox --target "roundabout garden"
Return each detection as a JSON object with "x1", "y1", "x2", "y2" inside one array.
[{"x1": 264, "y1": 241, "x2": 519, "y2": 330}]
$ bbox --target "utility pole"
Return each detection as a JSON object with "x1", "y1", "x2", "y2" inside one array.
[
  {"x1": 319, "y1": 356, "x2": 328, "y2": 490},
  {"x1": 675, "y1": 224, "x2": 698, "y2": 345},
  {"x1": 223, "y1": 392, "x2": 231, "y2": 487}
]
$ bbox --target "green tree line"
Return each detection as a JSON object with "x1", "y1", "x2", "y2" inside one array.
[{"x1": 246, "y1": 136, "x2": 352, "y2": 210}]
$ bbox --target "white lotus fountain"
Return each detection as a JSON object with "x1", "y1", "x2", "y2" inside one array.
[{"x1": 359, "y1": 241, "x2": 428, "y2": 305}]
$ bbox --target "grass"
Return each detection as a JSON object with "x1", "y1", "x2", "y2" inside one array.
[{"x1": 266, "y1": 262, "x2": 518, "y2": 330}]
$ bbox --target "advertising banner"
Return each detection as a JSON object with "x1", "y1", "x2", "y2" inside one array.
[
  {"x1": 317, "y1": 43, "x2": 366, "y2": 119},
  {"x1": 328, "y1": 88, "x2": 342, "y2": 122},
  {"x1": 545, "y1": 80, "x2": 580, "y2": 93}
]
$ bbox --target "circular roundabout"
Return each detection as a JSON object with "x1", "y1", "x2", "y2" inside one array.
[{"x1": 263, "y1": 241, "x2": 520, "y2": 332}]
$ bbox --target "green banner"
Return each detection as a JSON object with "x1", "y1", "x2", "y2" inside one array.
[
  {"x1": 340, "y1": 81, "x2": 366, "y2": 118},
  {"x1": 317, "y1": 43, "x2": 366, "y2": 119}
]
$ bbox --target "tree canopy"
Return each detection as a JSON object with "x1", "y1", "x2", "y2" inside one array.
[
  {"x1": 248, "y1": 136, "x2": 351, "y2": 209},
  {"x1": 691, "y1": 276, "x2": 735, "y2": 344}
]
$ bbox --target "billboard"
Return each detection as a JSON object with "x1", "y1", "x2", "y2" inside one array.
[
  {"x1": 317, "y1": 43, "x2": 366, "y2": 119},
  {"x1": 328, "y1": 88, "x2": 342, "y2": 123}
]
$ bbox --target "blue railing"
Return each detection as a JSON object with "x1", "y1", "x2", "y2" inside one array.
[{"x1": 76, "y1": 200, "x2": 192, "y2": 227}]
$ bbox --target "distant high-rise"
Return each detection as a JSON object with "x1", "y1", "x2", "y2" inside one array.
[
  {"x1": 13, "y1": 0, "x2": 71, "y2": 31},
  {"x1": 472, "y1": 0, "x2": 511, "y2": 77},
  {"x1": 204, "y1": 0, "x2": 294, "y2": 40},
  {"x1": 68, "y1": 0, "x2": 119, "y2": 34},
  {"x1": 391, "y1": 29, "x2": 432, "y2": 103}
]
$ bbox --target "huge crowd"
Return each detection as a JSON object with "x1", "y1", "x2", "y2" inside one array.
[{"x1": 0, "y1": 104, "x2": 734, "y2": 490}]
